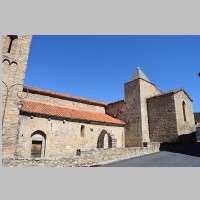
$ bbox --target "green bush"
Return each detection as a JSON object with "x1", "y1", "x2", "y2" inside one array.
[{"x1": 194, "y1": 112, "x2": 200, "y2": 122}]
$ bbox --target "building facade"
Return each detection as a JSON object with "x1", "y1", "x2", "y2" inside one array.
[
  {"x1": 196, "y1": 123, "x2": 200, "y2": 141},
  {"x1": 194, "y1": 113, "x2": 200, "y2": 141},
  {"x1": 2, "y1": 35, "x2": 196, "y2": 159}
]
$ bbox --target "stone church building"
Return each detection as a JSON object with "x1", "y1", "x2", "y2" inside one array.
[{"x1": 2, "y1": 35, "x2": 196, "y2": 159}]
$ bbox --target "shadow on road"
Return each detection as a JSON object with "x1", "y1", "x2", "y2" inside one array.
[{"x1": 160, "y1": 142, "x2": 200, "y2": 158}]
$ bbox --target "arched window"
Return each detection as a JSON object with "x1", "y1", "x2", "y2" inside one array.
[
  {"x1": 81, "y1": 125, "x2": 85, "y2": 137},
  {"x1": 182, "y1": 101, "x2": 186, "y2": 122}
]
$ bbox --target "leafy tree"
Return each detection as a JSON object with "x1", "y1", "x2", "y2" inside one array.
[{"x1": 194, "y1": 112, "x2": 200, "y2": 122}]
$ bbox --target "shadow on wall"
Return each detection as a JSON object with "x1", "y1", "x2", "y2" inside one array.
[{"x1": 159, "y1": 132, "x2": 200, "y2": 157}]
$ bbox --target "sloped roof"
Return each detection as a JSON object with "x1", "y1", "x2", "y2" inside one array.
[
  {"x1": 147, "y1": 88, "x2": 193, "y2": 101},
  {"x1": 21, "y1": 99, "x2": 125, "y2": 126},
  {"x1": 129, "y1": 67, "x2": 150, "y2": 82},
  {"x1": 23, "y1": 86, "x2": 108, "y2": 107},
  {"x1": 108, "y1": 99, "x2": 125, "y2": 105}
]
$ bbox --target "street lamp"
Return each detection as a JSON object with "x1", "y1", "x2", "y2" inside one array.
[
  {"x1": 2, "y1": 81, "x2": 28, "y2": 128},
  {"x1": 17, "y1": 101, "x2": 24, "y2": 111}
]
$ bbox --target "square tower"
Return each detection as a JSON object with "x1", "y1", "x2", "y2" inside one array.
[
  {"x1": 2, "y1": 35, "x2": 32, "y2": 158},
  {"x1": 124, "y1": 67, "x2": 161, "y2": 147}
]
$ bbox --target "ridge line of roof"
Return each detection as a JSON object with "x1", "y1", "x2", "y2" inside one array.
[
  {"x1": 108, "y1": 99, "x2": 125, "y2": 105},
  {"x1": 129, "y1": 67, "x2": 150, "y2": 82},
  {"x1": 147, "y1": 88, "x2": 193, "y2": 101},
  {"x1": 23, "y1": 86, "x2": 108, "y2": 106}
]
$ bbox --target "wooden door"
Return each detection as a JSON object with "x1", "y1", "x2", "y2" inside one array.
[{"x1": 31, "y1": 141, "x2": 42, "y2": 158}]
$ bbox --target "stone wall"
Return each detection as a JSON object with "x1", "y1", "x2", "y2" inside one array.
[
  {"x1": 23, "y1": 92, "x2": 106, "y2": 113},
  {"x1": 2, "y1": 35, "x2": 32, "y2": 158},
  {"x1": 124, "y1": 79, "x2": 142, "y2": 147},
  {"x1": 174, "y1": 91, "x2": 196, "y2": 135},
  {"x1": 2, "y1": 143, "x2": 160, "y2": 167},
  {"x1": 16, "y1": 114, "x2": 125, "y2": 158},
  {"x1": 147, "y1": 93, "x2": 178, "y2": 142},
  {"x1": 105, "y1": 100, "x2": 126, "y2": 122},
  {"x1": 139, "y1": 79, "x2": 161, "y2": 143},
  {"x1": 124, "y1": 78, "x2": 161, "y2": 147}
]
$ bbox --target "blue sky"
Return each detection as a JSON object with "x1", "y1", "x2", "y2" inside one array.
[{"x1": 25, "y1": 35, "x2": 200, "y2": 112}]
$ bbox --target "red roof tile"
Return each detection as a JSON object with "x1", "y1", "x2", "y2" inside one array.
[
  {"x1": 21, "y1": 100, "x2": 125, "y2": 126},
  {"x1": 23, "y1": 86, "x2": 108, "y2": 107}
]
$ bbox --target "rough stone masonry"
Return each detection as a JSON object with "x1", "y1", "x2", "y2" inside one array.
[
  {"x1": 1, "y1": 35, "x2": 196, "y2": 165},
  {"x1": 2, "y1": 143, "x2": 160, "y2": 167}
]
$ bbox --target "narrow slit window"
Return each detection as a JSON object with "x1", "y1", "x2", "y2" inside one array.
[
  {"x1": 81, "y1": 125, "x2": 85, "y2": 137},
  {"x1": 182, "y1": 101, "x2": 186, "y2": 122},
  {"x1": 7, "y1": 35, "x2": 18, "y2": 53}
]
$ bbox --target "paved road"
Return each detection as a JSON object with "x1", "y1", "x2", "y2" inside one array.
[{"x1": 101, "y1": 150, "x2": 200, "y2": 167}]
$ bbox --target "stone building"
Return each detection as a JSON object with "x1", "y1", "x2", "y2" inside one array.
[
  {"x1": 2, "y1": 35, "x2": 196, "y2": 159},
  {"x1": 195, "y1": 113, "x2": 200, "y2": 141},
  {"x1": 196, "y1": 123, "x2": 200, "y2": 141},
  {"x1": 2, "y1": 35, "x2": 32, "y2": 158}
]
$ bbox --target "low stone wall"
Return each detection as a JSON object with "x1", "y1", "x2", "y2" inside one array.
[{"x1": 2, "y1": 143, "x2": 160, "y2": 167}]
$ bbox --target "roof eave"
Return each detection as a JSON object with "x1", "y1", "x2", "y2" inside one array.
[{"x1": 20, "y1": 111, "x2": 125, "y2": 127}]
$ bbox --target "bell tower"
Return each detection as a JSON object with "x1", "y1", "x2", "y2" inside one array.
[
  {"x1": 124, "y1": 67, "x2": 161, "y2": 147},
  {"x1": 2, "y1": 35, "x2": 32, "y2": 158}
]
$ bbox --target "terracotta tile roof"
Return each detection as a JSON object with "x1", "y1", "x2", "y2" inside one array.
[
  {"x1": 147, "y1": 88, "x2": 193, "y2": 101},
  {"x1": 23, "y1": 86, "x2": 108, "y2": 107},
  {"x1": 21, "y1": 100, "x2": 125, "y2": 126}
]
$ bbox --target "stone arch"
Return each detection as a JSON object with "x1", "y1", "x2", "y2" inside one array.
[
  {"x1": 2, "y1": 59, "x2": 18, "y2": 66},
  {"x1": 2, "y1": 59, "x2": 11, "y2": 65},
  {"x1": 30, "y1": 130, "x2": 46, "y2": 158},
  {"x1": 97, "y1": 130, "x2": 117, "y2": 148}
]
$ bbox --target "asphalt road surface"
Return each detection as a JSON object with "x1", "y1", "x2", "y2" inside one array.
[{"x1": 101, "y1": 144, "x2": 200, "y2": 167}]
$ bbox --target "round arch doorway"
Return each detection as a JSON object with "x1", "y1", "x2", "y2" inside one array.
[
  {"x1": 30, "y1": 130, "x2": 46, "y2": 158},
  {"x1": 97, "y1": 130, "x2": 116, "y2": 149}
]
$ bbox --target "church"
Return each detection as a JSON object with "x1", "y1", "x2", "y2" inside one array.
[{"x1": 2, "y1": 35, "x2": 196, "y2": 159}]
